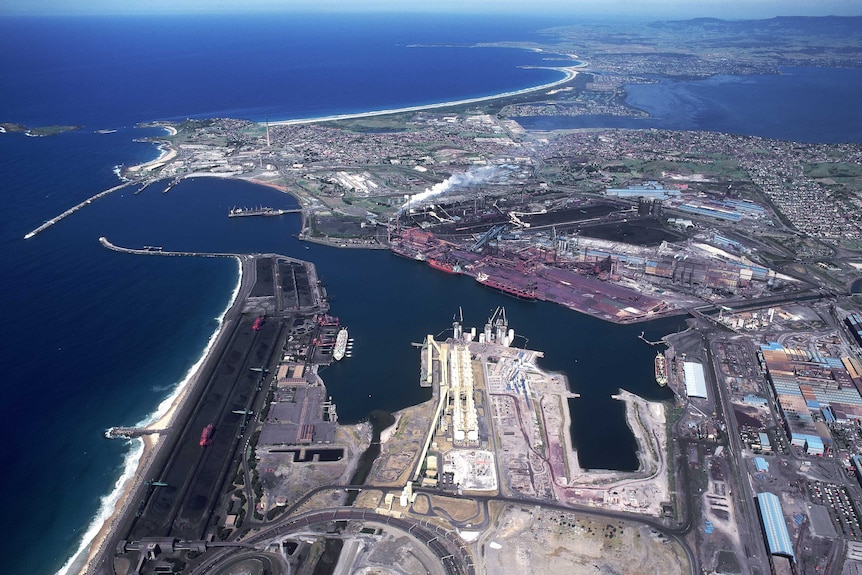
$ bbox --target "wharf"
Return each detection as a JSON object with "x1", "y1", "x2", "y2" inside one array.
[
  {"x1": 228, "y1": 206, "x2": 302, "y2": 217},
  {"x1": 388, "y1": 230, "x2": 687, "y2": 324}
]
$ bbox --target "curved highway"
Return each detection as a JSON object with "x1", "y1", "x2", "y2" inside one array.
[
  {"x1": 194, "y1": 506, "x2": 474, "y2": 575},
  {"x1": 193, "y1": 479, "x2": 696, "y2": 575}
]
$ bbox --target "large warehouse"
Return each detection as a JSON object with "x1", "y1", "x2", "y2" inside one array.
[
  {"x1": 756, "y1": 492, "x2": 795, "y2": 559},
  {"x1": 683, "y1": 361, "x2": 708, "y2": 399}
]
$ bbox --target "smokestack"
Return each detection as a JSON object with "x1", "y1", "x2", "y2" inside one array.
[{"x1": 399, "y1": 166, "x2": 498, "y2": 213}]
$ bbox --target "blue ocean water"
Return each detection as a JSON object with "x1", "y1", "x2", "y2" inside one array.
[
  {"x1": 1, "y1": 13, "x2": 860, "y2": 575},
  {"x1": 0, "y1": 14, "x2": 565, "y2": 127},
  {"x1": 0, "y1": 14, "x2": 573, "y2": 574}
]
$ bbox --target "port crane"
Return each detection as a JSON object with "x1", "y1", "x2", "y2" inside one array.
[{"x1": 249, "y1": 366, "x2": 269, "y2": 373}]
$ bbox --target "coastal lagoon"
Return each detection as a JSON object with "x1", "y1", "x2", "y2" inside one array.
[
  {"x1": 2, "y1": 13, "x2": 861, "y2": 575},
  {"x1": 518, "y1": 67, "x2": 862, "y2": 143}
]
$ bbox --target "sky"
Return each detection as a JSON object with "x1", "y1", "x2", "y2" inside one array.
[{"x1": 2, "y1": 0, "x2": 861, "y2": 18}]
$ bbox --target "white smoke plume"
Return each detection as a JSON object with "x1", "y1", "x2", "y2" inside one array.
[{"x1": 400, "y1": 165, "x2": 499, "y2": 213}]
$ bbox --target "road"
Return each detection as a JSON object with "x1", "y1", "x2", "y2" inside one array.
[
  {"x1": 194, "y1": 506, "x2": 475, "y2": 575},
  {"x1": 192, "y1": 479, "x2": 697, "y2": 575}
]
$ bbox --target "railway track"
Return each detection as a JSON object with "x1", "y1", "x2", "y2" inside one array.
[{"x1": 125, "y1": 314, "x2": 282, "y2": 541}]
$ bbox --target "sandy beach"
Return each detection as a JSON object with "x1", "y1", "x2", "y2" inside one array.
[
  {"x1": 244, "y1": 178, "x2": 289, "y2": 193},
  {"x1": 73, "y1": 258, "x2": 245, "y2": 575},
  {"x1": 66, "y1": 58, "x2": 582, "y2": 574},
  {"x1": 267, "y1": 64, "x2": 580, "y2": 126},
  {"x1": 126, "y1": 143, "x2": 178, "y2": 173}
]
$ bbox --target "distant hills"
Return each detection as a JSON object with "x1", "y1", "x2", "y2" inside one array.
[{"x1": 650, "y1": 15, "x2": 862, "y2": 37}]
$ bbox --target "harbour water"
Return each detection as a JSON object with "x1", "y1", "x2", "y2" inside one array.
[
  {"x1": 2, "y1": 13, "x2": 861, "y2": 575},
  {"x1": 517, "y1": 67, "x2": 862, "y2": 142}
]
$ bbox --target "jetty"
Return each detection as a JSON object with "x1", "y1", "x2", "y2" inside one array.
[
  {"x1": 638, "y1": 331, "x2": 666, "y2": 346},
  {"x1": 228, "y1": 206, "x2": 302, "y2": 218},
  {"x1": 105, "y1": 427, "x2": 166, "y2": 439}
]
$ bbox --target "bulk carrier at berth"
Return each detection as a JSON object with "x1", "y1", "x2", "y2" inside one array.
[
  {"x1": 229, "y1": 206, "x2": 288, "y2": 217},
  {"x1": 427, "y1": 258, "x2": 462, "y2": 274},
  {"x1": 476, "y1": 272, "x2": 537, "y2": 302},
  {"x1": 655, "y1": 352, "x2": 668, "y2": 387},
  {"x1": 333, "y1": 327, "x2": 349, "y2": 361}
]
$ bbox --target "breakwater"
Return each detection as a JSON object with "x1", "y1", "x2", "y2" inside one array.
[
  {"x1": 98, "y1": 237, "x2": 240, "y2": 258},
  {"x1": 24, "y1": 181, "x2": 138, "y2": 239}
]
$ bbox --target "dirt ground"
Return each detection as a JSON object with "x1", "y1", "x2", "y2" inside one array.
[{"x1": 480, "y1": 503, "x2": 690, "y2": 575}]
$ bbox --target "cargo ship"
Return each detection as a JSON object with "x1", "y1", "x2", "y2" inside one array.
[
  {"x1": 252, "y1": 316, "x2": 265, "y2": 331},
  {"x1": 427, "y1": 258, "x2": 462, "y2": 275},
  {"x1": 655, "y1": 352, "x2": 668, "y2": 387},
  {"x1": 200, "y1": 424, "x2": 214, "y2": 447},
  {"x1": 333, "y1": 327, "x2": 349, "y2": 361},
  {"x1": 229, "y1": 206, "x2": 287, "y2": 218},
  {"x1": 476, "y1": 272, "x2": 537, "y2": 302}
]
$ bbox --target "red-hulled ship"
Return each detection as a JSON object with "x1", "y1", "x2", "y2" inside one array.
[
  {"x1": 427, "y1": 258, "x2": 462, "y2": 275},
  {"x1": 476, "y1": 273, "x2": 537, "y2": 302},
  {"x1": 200, "y1": 424, "x2": 214, "y2": 447},
  {"x1": 252, "y1": 316, "x2": 265, "y2": 331}
]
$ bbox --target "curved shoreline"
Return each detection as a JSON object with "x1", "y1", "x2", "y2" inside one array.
[
  {"x1": 267, "y1": 64, "x2": 580, "y2": 126},
  {"x1": 52, "y1": 57, "x2": 584, "y2": 574},
  {"x1": 62, "y1": 248, "x2": 244, "y2": 575}
]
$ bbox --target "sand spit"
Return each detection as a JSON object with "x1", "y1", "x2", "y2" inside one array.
[{"x1": 267, "y1": 66, "x2": 578, "y2": 127}]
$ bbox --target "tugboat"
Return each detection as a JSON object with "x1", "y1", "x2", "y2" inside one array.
[{"x1": 252, "y1": 316, "x2": 265, "y2": 331}]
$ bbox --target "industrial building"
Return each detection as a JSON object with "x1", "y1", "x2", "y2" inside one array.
[
  {"x1": 677, "y1": 202, "x2": 743, "y2": 222},
  {"x1": 852, "y1": 455, "x2": 862, "y2": 491},
  {"x1": 846, "y1": 313, "x2": 862, "y2": 347},
  {"x1": 755, "y1": 492, "x2": 795, "y2": 575},
  {"x1": 450, "y1": 342, "x2": 479, "y2": 443},
  {"x1": 757, "y1": 432, "x2": 772, "y2": 454},
  {"x1": 683, "y1": 361, "x2": 708, "y2": 399},
  {"x1": 604, "y1": 181, "x2": 681, "y2": 200},
  {"x1": 759, "y1": 342, "x2": 862, "y2": 456}
]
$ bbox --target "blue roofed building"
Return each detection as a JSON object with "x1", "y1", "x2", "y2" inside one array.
[
  {"x1": 756, "y1": 492, "x2": 795, "y2": 560},
  {"x1": 744, "y1": 394, "x2": 768, "y2": 407},
  {"x1": 604, "y1": 181, "x2": 680, "y2": 200}
]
